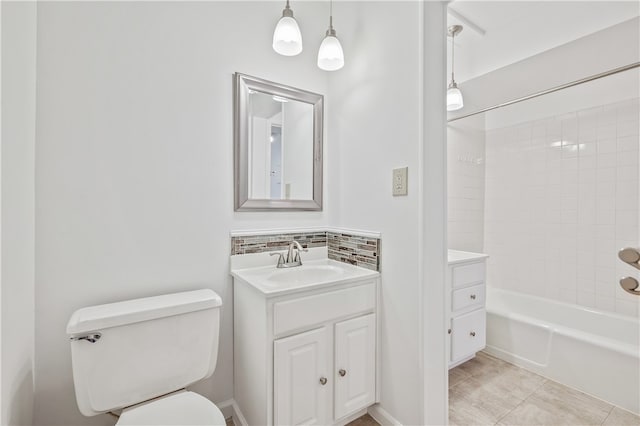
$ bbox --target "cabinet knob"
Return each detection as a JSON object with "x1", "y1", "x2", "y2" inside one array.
[
  {"x1": 447, "y1": 328, "x2": 452, "y2": 334},
  {"x1": 319, "y1": 377, "x2": 327, "y2": 385},
  {"x1": 338, "y1": 369, "x2": 347, "y2": 377},
  {"x1": 470, "y1": 294, "x2": 476, "y2": 300},
  {"x1": 470, "y1": 331, "x2": 476, "y2": 337}
]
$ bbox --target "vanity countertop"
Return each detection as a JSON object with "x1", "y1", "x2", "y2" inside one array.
[
  {"x1": 231, "y1": 257, "x2": 379, "y2": 297},
  {"x1": 448, "y1": 249, "x2": 489, "y2": 265}
]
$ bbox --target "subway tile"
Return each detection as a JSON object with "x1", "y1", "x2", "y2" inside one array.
[
  {"x1": 617, "y1": 135, "x2": 639, "y2": 152},
  {"x1": 617, "y1": 120, "x2": 639, "y2": 137}
]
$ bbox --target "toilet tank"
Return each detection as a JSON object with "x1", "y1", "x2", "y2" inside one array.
[{"x1": 66, "y1": 289, "x2": 222, "y2": 416}]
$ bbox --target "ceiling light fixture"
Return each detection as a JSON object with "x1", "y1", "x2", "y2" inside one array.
[
  {"x1": 447, "y1": 25, "x2": 464, "y2": 112},
  {"x1": 273, "y1": 0, "x2": 303, "y2": 56},
  {"x1": 317, "y1": 0, "x2": 344, "y2": 71}
]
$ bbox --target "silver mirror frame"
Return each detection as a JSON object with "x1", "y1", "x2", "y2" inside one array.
[{"x1": 234, "y1": 73, "x2": 324, "y2": 211}]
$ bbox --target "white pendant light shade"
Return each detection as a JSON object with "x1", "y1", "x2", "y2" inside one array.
[
  {"x1": 447, "y1": 25, "x2": 464, "y2": 111},
  {"x1": 273, "y1": 2, "x2": 302, "y2": 56},
  {"x1": 317, "y1": 34, "x2": 344, "y2": 71},
  {"x1": 447, "y1": 84, "x2": 464, "y2": 111}
]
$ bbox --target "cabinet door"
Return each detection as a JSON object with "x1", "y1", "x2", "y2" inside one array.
[
  {"x1": 450, "y1": 309, "x2": 486, "y2": 363},
  {"x1": 334, "y1": 314, "x2": 376, "y2": 420},
  {"x1": 274, "y1": 327, "x2": 330, "y2": 426}
]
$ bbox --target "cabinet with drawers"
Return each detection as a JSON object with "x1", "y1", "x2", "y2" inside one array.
[{"x1": 447, "y1": 250, "x2": 489, "y2": 368}]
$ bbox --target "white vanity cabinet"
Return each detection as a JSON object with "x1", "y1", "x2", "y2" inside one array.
[
  {"x1": 233, "y1": 275, "x2": 379, "y2": 426},
  {"x1": 447, "y1": 250, "x2": 488, "y2": 368}
]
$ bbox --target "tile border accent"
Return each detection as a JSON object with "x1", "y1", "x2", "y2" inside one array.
[{"x1": 230, "y1": 228, "x2": 381, "y2": 271}]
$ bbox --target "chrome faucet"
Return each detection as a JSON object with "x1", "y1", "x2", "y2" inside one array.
[{"x1": 270, "y1": 241, "x2": 308, "y2": 268}]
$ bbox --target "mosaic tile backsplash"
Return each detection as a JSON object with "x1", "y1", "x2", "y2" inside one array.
[
  {"x1": 231, "y1": 230, "x2": 380, "y2": 271},
  {"x1": 327, "y1": 232, "x2": 380, "y2": 271}
]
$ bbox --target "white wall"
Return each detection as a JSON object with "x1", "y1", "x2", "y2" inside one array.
[
  {"x1": 34, "y1": 3, "x2": 330, "y2": 425},
  {"x1": 282, "y1": 101, "x2": 313, "y2": 199},
  {"x1": 328, "y1": 2, "x2": 446, "y2": 424},
  {"x1": 1, "y1": 2, "x2": 37, "y2": 425},
  {"x1": 249, "y1": 116, "x2": 270, "y2": 198},
  {"x1": 447, "y1": 115, "x2": 486, "y2": 253}
]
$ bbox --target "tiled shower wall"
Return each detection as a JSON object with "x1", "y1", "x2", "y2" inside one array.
[
  {"x1": 484, "y1": 98, "x2": 640, "y2": 317},
  {"x1": 448, "y1": 120, "x2": 486, "y2": 253}
]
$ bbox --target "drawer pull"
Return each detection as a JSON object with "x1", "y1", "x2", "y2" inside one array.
[
  {"x1": 319, "y1": 377, "x2": 328, "y2": 385},
  {"x1": 470, "y1": 294, "x2": 476, "y2": 300},
  {"x1": 338, "y1": 369, "x2": 347, "y2": 377},
  {"x1": 470, "y1": 331, "x2": 476, "y2": 337}
]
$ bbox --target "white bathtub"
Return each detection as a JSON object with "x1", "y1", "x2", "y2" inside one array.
[{"x1": 485, "y1": 287, "x2": 640, "y2": 415}]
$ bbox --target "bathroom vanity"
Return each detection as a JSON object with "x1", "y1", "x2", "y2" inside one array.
[
  {"x1": 231, "y1": 253, "x2": 380, "y2": 426},
  {"x1": 447, "y1": 250, "x2": 489, "y2": 368}
]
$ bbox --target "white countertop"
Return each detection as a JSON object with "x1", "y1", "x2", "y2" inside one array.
[
  {"x1": 231, "y1": 253, "x2": 379, "y2": 297},
  {"x1": 448, "y1": 249, "x2": 489, "y2": 265}
]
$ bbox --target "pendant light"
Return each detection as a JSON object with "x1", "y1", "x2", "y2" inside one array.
[
  {"x1": 273, "y1": 0, "x2": 303, "y2": 56},
  {"x1": 447, "y1": 25, "x2": 464, "y2": 111},
  {"x1": 317, "y1": 0, "x2": 344, "y2": 71}
]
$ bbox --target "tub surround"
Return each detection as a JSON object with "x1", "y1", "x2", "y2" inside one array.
[
  {"x1": 447, "y1": 250, "x2": 489, "y2": 368},
  {"x1": 485, "y1": 287, "x2": 640, "y2": 415}
]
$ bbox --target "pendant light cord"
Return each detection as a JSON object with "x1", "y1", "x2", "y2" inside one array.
[
  {"x1": 329, "y1": 0, "x2": 334, "y2": 29},
  {"x1": 450, "y1": 33, "x2": 456, "y2": 84}
]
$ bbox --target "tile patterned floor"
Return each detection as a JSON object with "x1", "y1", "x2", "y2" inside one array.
[{"x1": 449, "y1": 352, "x2": 640, "y2": 426}]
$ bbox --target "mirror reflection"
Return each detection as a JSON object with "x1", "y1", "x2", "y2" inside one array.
[
  {"x1": 248, "y1": 91, "x2": 314, "y2": 200},
  {"x1": 234, "y1": 73, "x2": 323, "y2": 211}
]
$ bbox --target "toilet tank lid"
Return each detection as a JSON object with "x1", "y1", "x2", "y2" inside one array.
[{"x1": 66, "y1": 289, "x2": 222, "y2": 335}]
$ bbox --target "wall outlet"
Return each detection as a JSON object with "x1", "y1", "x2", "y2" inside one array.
[{"x1": 392, "y1": 167, "x2": 408, "y2": 196}]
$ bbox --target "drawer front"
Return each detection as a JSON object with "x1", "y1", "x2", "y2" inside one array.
[
  {"x1": 451, "y1": 309, "x2": 486, "y2": 363},
  {"x1": 452, "y1": 284, "x2": 485, "y2": 313},
  {"x1": 452, "y1": 261, "x2": 485, "y2": 288},
  {"x1": 273, "y1": 282, "x2": 376, "y2": 336}
]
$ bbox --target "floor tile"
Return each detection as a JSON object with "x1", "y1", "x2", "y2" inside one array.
[
  {"x1": 602, "y1": 407, "x2": 640, "y2": 426},
  {"x1": 449, "y1": 366, "x2": 472, "y2": 388},
  {"x1": 499, "y1": 381, "x2": 613, "y2": 426},
  {"x1": 466, "y1": 356, "x2": 547, "y2": 401},
  {"x1": 346, "y1": 414, "x2": 379, "y2": 426},
  {"x1": 455, "y1": 352, "x2": 513, "y2": 378},
  {"x1": 449, "y1": 377, "x2": 522, "y2": 425}
]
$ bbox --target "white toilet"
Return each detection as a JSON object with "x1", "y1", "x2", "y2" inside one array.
[{"x1": 66, "y1": 289, "x2": 226, "y2": 425}]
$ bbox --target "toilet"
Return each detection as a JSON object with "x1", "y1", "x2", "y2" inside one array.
[{"x1": 66, "y1": 289, "x2": 226, "y2": 425}]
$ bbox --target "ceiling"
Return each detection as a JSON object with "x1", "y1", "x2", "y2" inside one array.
[{"x1": 447, "y1": 1, "x2": 640, "y2": 83}]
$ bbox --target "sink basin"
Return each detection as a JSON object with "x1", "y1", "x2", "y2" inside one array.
[
  {"x1": 265, "y1": 264, "x2": 346, "y2": 286},
  {"x1": 231, "y1": 258, "x2": 379, "y2": 295}
]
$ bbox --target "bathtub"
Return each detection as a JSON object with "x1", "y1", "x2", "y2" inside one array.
[{"x1": 485, "y1": 287, "x2": 640, "y2": 415}]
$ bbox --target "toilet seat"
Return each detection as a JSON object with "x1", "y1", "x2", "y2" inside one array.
[{"x1": 116, "y1": 391, "x2": 226, "y2": 425}]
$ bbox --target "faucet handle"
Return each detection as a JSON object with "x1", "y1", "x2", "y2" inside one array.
[{"x1": 270, "y1": 252, "x2": 286, "y2": 268}]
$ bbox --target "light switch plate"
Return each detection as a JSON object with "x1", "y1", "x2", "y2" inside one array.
[{"x1": 393, "y1": 167, "x2": 408, "y2": 196}]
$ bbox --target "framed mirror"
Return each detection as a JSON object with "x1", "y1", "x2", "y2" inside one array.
[{"x1": 234, "y1": 73, "x2": 323, "y2": 211}]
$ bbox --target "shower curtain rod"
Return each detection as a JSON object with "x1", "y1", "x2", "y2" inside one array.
[{"x1": 447, "y1": 62, "x2": 640, "y2": 123}]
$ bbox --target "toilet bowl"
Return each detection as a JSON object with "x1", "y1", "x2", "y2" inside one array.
[
  {"x1": 67, "y1": 289, "x2": 226, "y2": 426},
  {"x1": 116, "y1": 391, "x2": 225, "y2": 425}
]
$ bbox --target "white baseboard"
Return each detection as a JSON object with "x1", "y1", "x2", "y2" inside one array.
[
  {"x1": 367, "y1": 404, "x2": 402, "y2": 426},
  {"x1": 221, "y1": 399, "x2": 398, "y2": 426},
  {"x1": 215, "y1": 399, "x2": 235, "y2": 421},
  {"x1": 215, "y1": 399, "x2": 248, "y2": 426}
]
